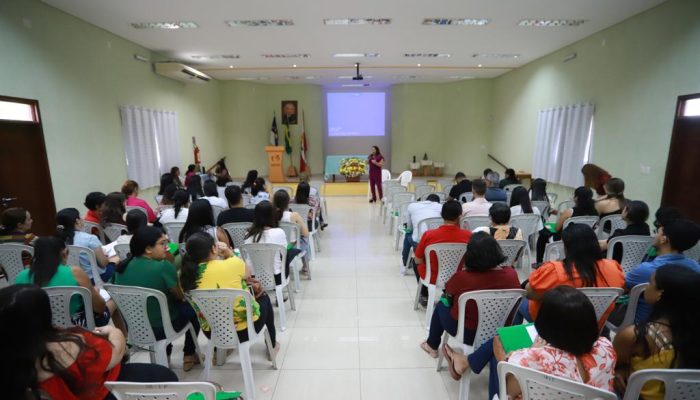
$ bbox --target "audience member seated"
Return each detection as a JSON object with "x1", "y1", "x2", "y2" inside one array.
[
  {"x1": 461, "y1": 179, "x2": 492, "y2": 217},
  {"x1": 103, "y1": 209, "x2": 148, "y2": 258},
  {"x1": 250, "y1": 177, "x2": 270, "y2": 205},
  {"x1": 217, "y1": 185, "x2": 254, "y2": 226},
  {"x1": 184, "y1": 163, "x2": 197, "y2": 187},
  {"x1": 401, "y1": 194, "x2": 442, "y2": 270},
  {"x1": 528, "y1": 178, "x2": 551, "y2": 204},
  {"x1": 241, "y1": 169, "x2": 258, "y2": 194},
  {"x1": 57, "y1": 208, "x2": 117, "y2": 283},
  {"x1": 499, "y1": 168, "x2": 520, "y2": 189},
  {"x1": 613, "y1": 265, "x2": 700, "y2": 400},
  {"x1": 101, "y1": 192, "x2": 127, "y2": 226},
  {"x1": 645, "y1": 206, "x2": 685, "y2": 261},
  {"x1": 472, "y1": 203, "x2": 524, "y2": 240},
  {"x1": 536, "y1": 186, "x2": 598, "y2": 262},
  {"x1": 420, "y1": 232, "x2": 519, "y2": 358},
  {"x1": 274, "y1": 190, "x2": 310, "y2": 275},
  {"x1": 518, "y1": 224, "x2": 624, "y2": 327},
  {"x1": 178, "y1": 199, "x2": 230, "y2": 246},
  {"x1": 206, "y1": 157, "x2": 233, "y2": 187},
  {"x1": 484, "y1": 171, "x2": 507, "y2": 202},
  {"x1": 482, "y1": 168, "x2": 492, "y2": 179},
  {"x1": 596, "y1": 178, "x2": 626, "y2": 234},
  {"x1": 443, "y1": 286, "x2": 616, "y2": 399},
  {"x1": 293, "y1": 182, "x2": 327, "y2": 230},
  {"x1": 447, "y1": 172, "x2": 472, "y2": 201},
  {"x1": 509, "y1": 186, "x2": 543, "y2": 230},
  {"x1": 114, "y1": 226, "x2": 201, "y2": 371},
  {"x1": 180, "y1": 232, "x2": 280, "y2": 356},
  {"x1": 15, "y1": 236, "x2": 114, "y2": 328},
  {"x1": 0, "y1": 207, "x2": 36, "y2": 245},
  {"x1": 157, "y1": 190, "x2": 190, "y2": 225},
  {"x1": 599, "y1": 200, "x2": 651, "y2": 261},
  {"x1": 582, "y1": 163, "x2": 612, "y2": 197},
  {"x1": 157, "y1": 173, "x2": 175, "y2": 200},
  {"x1": 0, "y1": 285, "x2": 178, "y2": 400},
  {"x1": 624, "y1": 219, "x2": 700, "y2": 323},
  {"x1": 202, "y1": 180, "x2": 228, "y2": 209},
  {"x1": 83, "y1": 192, "x2": 106, "y2": 224},
  {"x1": 170, "y1": 166, "x2": 183, "y2": 188},
  {"x1": 121, "y1": 180, "x2": 156, "y2": 223},
  {"x1": 186, "y1": 171, "x2": 204, "y2": 201},
  {"x1": 413, "y1": 201, "x2": 472, "y2": 305}
]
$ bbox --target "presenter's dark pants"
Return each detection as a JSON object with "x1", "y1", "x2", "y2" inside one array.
[{"x1": 369, "y1": 172, "x2": 383, "y2": 201}]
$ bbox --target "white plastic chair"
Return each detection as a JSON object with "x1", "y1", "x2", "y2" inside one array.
[
  {"x1": 460, "y1": 215, "x2": 491, "y2": 231},
  {"x1": 381, "y1": 185, "x2": 407, "y2": 220},
  {"x1": 104, "y1": 223, "x2": 128, "y2": 243},
  {"x1": 272, "y1": 185, "x2": 294, "y2": 196},
  {"x1": 44, "y1": 286, "x2": 96, "y2": 330},
  {"x1": 436, "y1": 289, "x2": 526, "y2": 400},
  {"x1": 105, "y1": 381, "x2": 218, "y2": 400},
  {"x1": 310, "y1": 185, "x2": 329, "y2": 220},
  {"x1": 162, "y1": 222, "x2": 186, "y2": 244},
  {"x1": 67, "y1": 245, "x2": 104, "y2": 287},
  {"x1": 413, "y1": 243, "x2": 468, "y2": 328},
  {"x1": 503, "y1": 184, "x2": 524, "y2": 192},
  {"x1": 497, "y1": 239, "x2": 527, "y2": 273},
  {"x1": 531, "y1": 201, "x2": 550, "y2": 220},
  {"x1": 563, "y1": 216, "x2": 599, "y2": 230},
  {"x1": 606, "y1": 235, "x2": 654, "y2": 274},
  {"x1": 443, "y1": 184, "x2": 454, "y2": 196},
  {"x1": 242, "y1": 193, "x2": 253, "y2": 206},
  {"x1": 221, "y1": 222, "x2": 253, "y2": 249},
  {"x1": 622, "y1": 369, "x2": 700, "y2": 400},
  {"x1": 189, "y1": 289, "x2": 277, "y2": 400},
  {"x1": 381, "y1": 168, "x2": 392, "y2": 181},
  {"x1": 459, "y1": 192, "x2": 474, "y2": 203},
  {"x1": 239, "y1": 243, "x2": 295, "y2": 331},
  {"x1": 404, "y1": 217, "x2": 444, "y2": 270},
  {"x1": 433, "y1": 192, "x2": 447, "y2": 202},
  {"x1": 126, "y1": 205, "x2": 149, "y2": 220},
  {"x1": 683, "y1": 239, "x2": 700, "y2": 262},
  {"x1": 605, "y1": 283, "x2": 648, "y2": 334},
  {"x1": 0, "y1": 243, "x2": 33, "y2": 283},
  {"x1": 81, "y1": 221, "x2": 106, "y2": 244},
  {"x1": 103, "y1": 284, "x2": 201, "y2": 367},
  {"x1": 289, "y1": 203, "x2": 320, "y2": 259},
  {"x1": 557, "y1": 200, "x2": 575, "y2": 214},
  {"x1": 497, "y1": 362, "x2": 617, "y2": 400},
  {"x1": 394, "y1": 201, "x2": 415, "y2": 251},
  {"x1": 543, "y1": 241, "x2": 565, "y2": 261},
  {"x1": 114, "y1": 243, "x2": 131, "y2": 260},
  {"x1": 546, "y1": 192, "x2": 558, "y2": 206},
  {"x1": 396, "y1": 170, "x2": 413, "y2": 187},
  {"x1": 211, "y1": 205, "x2": 224, "y2": 222},
  {"x1": 154, "y1": 194, "x2": 163, "y2": 205},
  {"x1": 279, "y1": 221, "x2": 305, "y2": 291},
  {"x1": 597, "y1": 214, "x2": 626, "y2": 240},
  {"x1": 388, "y1": 193, "x2": 417, "y2": 233},
  {"x1": 578, "y1": 287, "x2": 624, "y2": 323},
  {"x1": 414, "y1": 184, "x2": 436, "y2": 201},
  {"x1": 510, "y1": 214, "x2": 541, "y2": 264}
]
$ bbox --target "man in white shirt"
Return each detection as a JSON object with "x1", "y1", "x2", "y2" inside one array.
[
  {"x1": 402, "y1": 194, "x2": 442, "y2": 268},
  {"x1": 462, "y1": 179, "x2": 492, "y2": 217},
  {"x1": 202, "y1": 181, "x2": 228, "y2": 209}
]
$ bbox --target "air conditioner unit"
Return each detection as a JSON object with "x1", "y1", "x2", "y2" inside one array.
[{"x1": 154, "y1": 62, "x2": 211, "y2": 83}]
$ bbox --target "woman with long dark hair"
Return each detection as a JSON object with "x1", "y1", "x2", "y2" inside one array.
[
  {"x1": 57, "y1": 208, "x2": 115, "y2": 283},
  {"x1": 0, "y1": 285, "x2": 177, "y2": 399},
  {"x1": 178, "y1": 199, "x2": 229, "y2": 246},
  {"x1": 180, "y1": 232, "x2": 280, "y2": 355},
  {"x1": 101, "y1": 192, "x2": 127, "y2": 226},
  {"x1": 0, "y1": 207, "x2": 36, "y2": 245},
  {"x1": 614, "y1": 264, "x2": 700, "y2": 399},
  {"x1": 170, "y1": 166, "x2": 183, "y2": 188},
  {"x1": 103, "y1": 209, "x2": 148, "y2": 257},
  {"x1": 250, "y1": 177, "x2": 270, "y2": 205},
  {"x1": 158, "y1": 173, "x2": 174, "y2": 196},
  {"x1": 184, "y1": 164, "x2": 197, "y2": 187},
  {"x1": 114, "y1": 226, "x2": 201, "y2": 371},
  {"x1": 499, "y1": 168, "x2": 520, "y2": 188},
  {"x1": 274, "y1": 190, "x2": 310, "y2": 275},
  {"x1": 368, "y1": 145, "x2": 385, "y2": 203},
  {"x1": 241, "y1": 170, "x2": 258, "y2": 194},
  {"x1": 158, "y1": 189, "x2": 190, "y2": 224},
  {"x1": 528, "y1": 178, "x2": 550, "y2": 203},
  {"x1": 244, "y1": 201, "x2": 294, "y2": 285},
  {"x1": 510, "y1": 186, "x2": 544, "y2": 231}
]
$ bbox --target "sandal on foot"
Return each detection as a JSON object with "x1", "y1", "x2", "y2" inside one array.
[
  {"x1": 420, "y1": 341, "x2": 438, "y2": 359},
  {"x1": 442, "y1": 343, "x2": 463, "y2": 380},
  {"x1": 182, "y1": 354, "x2": 201, "y2": 372}
]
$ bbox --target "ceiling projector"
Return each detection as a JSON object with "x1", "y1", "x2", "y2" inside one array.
[{"x1": 353, "y1": 62, "x2": 364, "y2": 80}]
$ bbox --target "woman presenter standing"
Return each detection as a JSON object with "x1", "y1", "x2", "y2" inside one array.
[{"x1": 368, "y1": 146, "x2": 385, "y2": 203}]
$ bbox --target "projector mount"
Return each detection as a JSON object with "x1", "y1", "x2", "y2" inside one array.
[{"x1": 353, "y1": 63, "x2": 364, "y2": 81}]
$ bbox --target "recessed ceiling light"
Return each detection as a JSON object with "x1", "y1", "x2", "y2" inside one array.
[
  {"x1": 304, "y1": 76, "x2": 319, "y2": 80},
  {"x1": 417, "y1": 64, "x2": 421, "y2": 67},
  {"x1": 292, "y1": 64, "x2": 297, "y2": 68},
  {"x1": 472, "y1": 53, "x2": 520, "y2": 59},
  {"x1": 225, "y1": 19, "x2": 294, "y2": 27},
  {"x1": 422, "y1": 18, "x2": 490, "y2": 26},
  {"x1": 131, "y1": 21, "x2": 199, "y2": 30},
  {"x1": 261, "y1": 54, "x2": 311, "y2": 59},
  {"x1": 229, "y1": 65, "x2": 234, "y2": 69},
  {"x1": 333, "y1": 53, "x2": 380, "y2": 58},
  {"x1": 477, "y1": 64, "x2": 483, "y2": 67},
  {"x1": 338, "y1": 75, "x2": 372, "y2": 79},
  {"x1": 404, "y1": 53, "x2": 451, "y2": 58},
  {"x1": 341, "y1": 83, "x2": 371, "y2": 87},
  {"x1": 191, "y1": 54, "x2": 240, "y2": 60},
  {"x1": 324, "y1": 18, "x2": 391, "y2": 25},
  {"x1": 449, "y1": 76, "x2": 474, "y2": 79},
  {"x1": 518, "y1": 19, "x2": 586, "y2": 27},
  {"x1": 392, "y1": 75, "x2": 417, "y2": 79},
  {"x1": 235, "y1": 77, "x2": 269, "y2": 81}
]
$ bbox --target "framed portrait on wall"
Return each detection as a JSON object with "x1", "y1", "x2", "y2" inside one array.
[{"x1": 281, "y1": 100, "x2": 298, "y2": 125}]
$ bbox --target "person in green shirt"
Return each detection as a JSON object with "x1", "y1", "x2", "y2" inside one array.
[
  {"x1": 114, "y1": 226, "x2": 201, "y2": 371},
  {"x1": 15, "y1": 236, "x2": 113, "y2": 327}
]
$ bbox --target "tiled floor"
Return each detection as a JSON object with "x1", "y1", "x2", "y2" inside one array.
[{"x1": 136, "y1": 196, "x2": 490, "y2": 399}]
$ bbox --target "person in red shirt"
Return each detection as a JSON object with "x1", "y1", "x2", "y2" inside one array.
[
  {"x1": 413, "y1": 200, "x2": 472, "y2": 304},
  {"x1": 0, "y1": 285, "x2": 178, "y2": 400},
  {"x1": 420, "y1": 232, "x2": 521, "y2": 358},
  {"x1": 83, "y1": 192, "x2": 106, "y2": 224}
]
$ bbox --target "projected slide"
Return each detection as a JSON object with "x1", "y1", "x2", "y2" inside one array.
[{"x1": 327, "y1": 92, "x2": 386, "y2": 137}]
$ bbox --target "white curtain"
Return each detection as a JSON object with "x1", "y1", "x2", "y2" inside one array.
[
  {"x1": 532, "y1": 103, "x2": 595, "y2": 188},
  {"x1": 120, "y1": 106, "x2": 181, "y2": 188}
]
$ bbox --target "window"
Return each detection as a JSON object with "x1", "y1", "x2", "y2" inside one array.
[
  {"x1": 0, "y1": 99, "x2": 37, "y2": 122},
  {"x1": 682, "y1": 98, "x2": 700, "y2": 117}
]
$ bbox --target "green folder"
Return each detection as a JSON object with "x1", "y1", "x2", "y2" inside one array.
[
  {"x1": 497, "y1": 323, "x2": 538, "y2": 354},
  {"x1": 187, "y1": 391, "x2": 241, "y2": 400}
]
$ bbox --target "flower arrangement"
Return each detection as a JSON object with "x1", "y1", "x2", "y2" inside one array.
[{"x1": 339, "y1": 157, "x2": 367, "y2": 178}]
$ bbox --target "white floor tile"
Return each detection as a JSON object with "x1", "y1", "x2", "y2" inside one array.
[
  {"x1": 302, "y1": 277, "x2": 357, "y2": 299},
  {"x1": 294, "y1": 298, "x2": 358, "y2": 328},
  {"x1": 358, "y1": 326, "x2": 437, "y2": 369},
  {"x1": 360, "y1": 368, "x2": 450, "y2": 400},
  {"x1": 282, "y1": 327, "x2": 360, "y2": 369},
  {"x1": 272, "y1": 370, "x2": 361, "y2": 400},
  {"x1": 356, "y1": 276, "x2": 413, "y2": 298},
  {"x1": 357, "y1": 298, "x2": 423, "y2": 327}
]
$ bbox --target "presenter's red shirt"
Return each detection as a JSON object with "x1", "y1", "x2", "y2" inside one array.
[
  {"x1": 415, "y1": 224, "x2": 471, "y2": 284},
  {"x1": 368, "y1": 154, "x2": 384, "y2": 174}
]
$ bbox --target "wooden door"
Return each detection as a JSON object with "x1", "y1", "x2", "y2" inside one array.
[
  {"x1": 661, "y1": 94, "x2": 700, "y2": 223},
  {"x1": 0, "y1": 96, "x2": 57, "y2": 235}
]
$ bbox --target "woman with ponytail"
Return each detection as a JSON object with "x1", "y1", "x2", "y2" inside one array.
[
  {"x1": 113, "y1": 226, "x2": 201, "y2": 371},
  {"x1": 56, "y1": 208, "x2": 116, "y2": 283},
  {"x1": 158, "y1": 189, "x2": 190, "y2": 224},
  {"x1": 180, "y1": 232, "x2": 279, "y2": 352}
]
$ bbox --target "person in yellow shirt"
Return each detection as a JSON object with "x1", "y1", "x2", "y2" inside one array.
[{"x1": 180, "y1": 232, "x2": 278, "y2": 353}]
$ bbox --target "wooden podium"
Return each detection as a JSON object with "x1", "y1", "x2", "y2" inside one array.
[{"x1": 265, "y1": 146, "x2": 285, "y2": 183}]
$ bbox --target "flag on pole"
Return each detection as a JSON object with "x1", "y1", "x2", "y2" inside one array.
[
  {"x1": 269, "y1": 114, "x2": 279, "y2": 146},
  {"x1": 300, "y1": 110, "x2": 308, "y2": 173},
  {"x1": 284, "y1": 121, "x2": 292, "y2": 155}
]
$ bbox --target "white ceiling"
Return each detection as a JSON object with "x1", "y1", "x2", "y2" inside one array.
[{"x1": 43, "y1": 0, "x2": 665, "y2": 87}]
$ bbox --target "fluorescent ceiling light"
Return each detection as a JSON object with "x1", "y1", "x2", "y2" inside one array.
[
  {"x1": 338, "y1": 75, "x2": 372, "y2": 79},
  {"x1": 333, "y1": 53, "x2": 380, "y2": 58},
  {"x1": 518, "y1": 19, "x2": 586, "y2": 27},
  {"x1": 235, "y1": 77, "x2": 269, "y2": 81},
  {"x1": 392, "y1": 75, "x2": 417, "y2": 79},
  {"x1": 472, "y1": 53, "x2": 520, "y2": 59},
  {"x1": 449, "y1": 76, "x2": 474, "y2": 79},
  {"x1": 191, "y1": 54, "x2": 240, "y2": 60},
  {"x1": 404, "y1": 53, "x2": 451, "y2": 58},
  {"x1": 324, "y1": 18, "x2": 391, "y2": 25},
  {"x1": 261, "y1": 54, "x2": 311, "y2": 58},
  {"x1": 341, "y1": 83, "x2": 370, "y2": 87},
  {"x1": 225, "y1": 19, "x2": 294, "y2": 27},
  {"x1": 422, "y1": 18, "x2": 490, "y2": 26},
  {"x1": 304, "y1": 76, "x2": 319, "y2": 80},
  {"x1": 131, "y1": 21, "x2": 198, "y2": 29}
]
